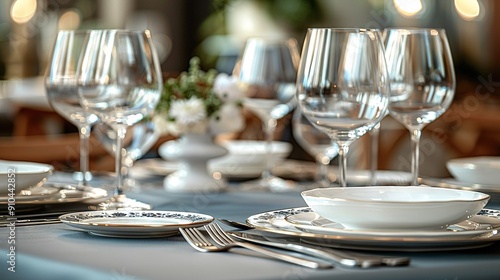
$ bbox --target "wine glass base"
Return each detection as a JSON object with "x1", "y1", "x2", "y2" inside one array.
[
  {"x1": 238, "y1": 175, "x2": 300, "y2": 192},
  {"x1": 92, "y1": 194, "x2": 151, "y2": 210}
]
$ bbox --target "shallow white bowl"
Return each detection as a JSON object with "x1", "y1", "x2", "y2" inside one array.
[
  {"x1": 301, "y1": 186, "x2": 490, "y2": 230},
  {"x1": 0, "y1": 160, "x2": 54, "y2": 195},
  {"x1": 209, "y1": 140, "x2": 292, "y2": 177},
  {"x1": 447, "y1": 157, "x2": 500, "y2": 185}
]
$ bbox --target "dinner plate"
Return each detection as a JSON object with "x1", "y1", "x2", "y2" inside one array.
[
  {"x1": 420, "y1": 177, "x2": 500, "y2": 202},
  {"x1": 0, "y1": 184, "x2": 108, "y2": 205},
  {"x1": 133, "y1": 158, "x2": 264, "y2": 179},
  {"x1": 0, "y1": 185, "x2": 59, "y2": 202},
  {"x1": 59, "y1": 210, "x2": 214, "y2": 238},
  {"x1": 246, "y1": 207, "x2": 500, "y2": 251},
  {"x1": 284, "y1": 211, "x2": 500, "y2": 238},
  {"x1": 273, "y1": 160, "x2": 412, "y2": 185}
]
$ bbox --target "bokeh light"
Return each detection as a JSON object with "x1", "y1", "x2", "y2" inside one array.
[
  {"x1": 10, "y1": 0, "x2": 37, "y2": 24},
  {"x1": 58, "y1": 10, "x2": 81, "y2": 30},
  {"x1": 454, "y1": 0, "x2": 481, "y2": 21},
  {"x1": 393, "y1": 0, "x2": 423, "y2": 17}
]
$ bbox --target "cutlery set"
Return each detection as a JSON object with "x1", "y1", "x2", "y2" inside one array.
[
  {"x1": 0, "y1": 212, "x2": 68, "y2": 226},
  {"x1": 180, "y1": 221, "x2": 411, "y2": 269}
]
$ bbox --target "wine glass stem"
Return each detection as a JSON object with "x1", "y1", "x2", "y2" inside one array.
[
  {"x1": 369, "y1": 123, "x2": 380, "y2": 186},
  {"x1": 317, "y1": 160, "x2": 330, "y2": 188},
  {"x1": 262, "y1": 118, "x2": 277, "y2": 180},
  {"x1": 78, "y1": 124, "x2": 91, "y2": 186},
  {"x1": 410, "y1": 128, "x2": 422, "y2": 186},
  {"x1": 115, "y1": 125, "x2": 127, "y2": 196},
  {"x1": 338, "y1": 144, "x2": 349, "y2": 187}
]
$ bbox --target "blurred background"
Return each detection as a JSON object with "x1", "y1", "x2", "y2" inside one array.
[{"x1": 0, "y1": 0, "x2": 499, "y2": 178}]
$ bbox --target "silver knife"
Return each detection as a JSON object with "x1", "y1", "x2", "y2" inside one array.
[
  {"x1": 0, "y1": 218, "x2": 61, "y2": 227},
  {"x1": 230, "y1": 231, "x2": 410, "y2": 268}
]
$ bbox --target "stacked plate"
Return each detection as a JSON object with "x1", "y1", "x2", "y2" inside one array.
[
  {"x1": 246, "y1": 186, "x2": 500, "y2": 251},
  {"x1": 0, "y1": 160, "x2": 108, "y2": 211}
]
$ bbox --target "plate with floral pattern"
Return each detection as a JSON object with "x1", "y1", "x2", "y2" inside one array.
[
  {"x1": 246, "y1": 207, "x2": 500, "y2": 251},
  {"x1": 60, "y1": 210, "x2": 214, "y2": 238}
]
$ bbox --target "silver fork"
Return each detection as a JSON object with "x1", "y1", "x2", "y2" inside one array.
[{"x1": 179, "y1": 226, "x2": 332, "y2": 269}]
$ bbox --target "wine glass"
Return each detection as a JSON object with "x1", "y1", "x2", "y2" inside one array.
[
  {"x1": 292, "y1": 109, "x2": 338, "y2": 188},
  {"x1": 45, "y1": 30, "x2": 99, "y2": 186},
  {"x1": 233, "y1": 37, "x2": 300, "y2": 191},
  {"x1": 93, "y1": 116, "x2": 158, "y2": 191},
  {"x1": 296, "y1": 28, "x2": 390, "y2": 188},
  {"x1": 383, "y1": 28, "x2": 456, "y2": 186},
  {"x1": 77, "y1": 30, "x2": 162, "y2": 209}
]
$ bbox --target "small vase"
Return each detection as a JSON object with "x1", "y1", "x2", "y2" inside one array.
[{"x1": 158, "y1": 133, "x2": 228, "y2": 192}]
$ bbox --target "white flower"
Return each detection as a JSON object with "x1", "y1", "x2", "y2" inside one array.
[
  {"x1": 155, "y1": 58, "x2": 245, "y2": 137},
  {"x1": 169, "y1": 97, "x2": 207, "y2": 127},
  {"x1": 213, "y1": 73, "x2": 244, "y2": 102},
  {"x1": 208, "y1": 103, "x2": 245, "y2": 135}
]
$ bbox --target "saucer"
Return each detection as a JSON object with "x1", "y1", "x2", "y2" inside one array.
[{"x1": 60, "y1": 210, "x2": 214, "y2": 238}]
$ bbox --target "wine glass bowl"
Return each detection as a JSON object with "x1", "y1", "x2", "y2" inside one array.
[
  {"x1": 45, "y1": 30, "x2": 100, "y2": 185},
  {"x1": 292, "y1": 109, "x2": 338, "y2": 188},
  {"x1": 77, "y1": 30, "x2": 163, "y2": 209},
  {"x1": 384, "y1": 28, "x2": 456, "y2": 185},
  {"x1": 296, "y1": 28, "x2": 390, "y2": 187}
]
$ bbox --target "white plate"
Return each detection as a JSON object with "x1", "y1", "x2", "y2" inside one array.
[
  {"x1": 60, "y1": 210, "x2": 214, "y2": 238},
  {"x1": 0, "y1": 160, "x2": 54, "y2": 195},
  {"x1": 447, "y1": 157, "x2": 500, "y2": 185},
  {"x1": 272, "y1": 161, "x2": 412, "y2": 185},
  {"x1": 132, "y1": 159, "x2": 179, "y2": 177},
  {"x1": 133, "y1": 158, "x2": 264, "y2": 179},
  {"x1": 246, "y1": 207, "x2": 500, "y2": 251},
  {"x1": 420, "y1": 177, "x2": 500, "y2": 202},
  {"x1": 0, "y1": 184, "x2": 108, "y2": 205},
  {"x1": 0, "y1": 185, "x2": 59, "y2": 202},
  {"x1": 284, "y1": 212, "x2": 500, "y2": 238}
]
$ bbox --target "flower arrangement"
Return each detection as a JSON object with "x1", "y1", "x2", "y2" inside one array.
[{"x1": 154, "y1": 57, "x2": 245, "y2": 136}]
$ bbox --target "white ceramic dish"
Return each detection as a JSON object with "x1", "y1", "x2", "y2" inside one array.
[
  {"x1": 0, "y1": 184, "x2": 108, "y2": 205},
  {"x1": 209, "y1": 140, "x2": 292, "y2": 176},
  {"x1": 0, "y1": 184, "x2": 59, "y2": 202},
  {"x1": 284, "y1": 211, "x2": 500, "y2": 238},
  {"x1": 420, "y1": 177, "x2": 500, "y2": 202},
  {"x1": 301, "y1": 186, "x2": 490, "y2": 230},
  {"x1": 0, "y1": 160, "x2": 54, "y2": 195},
  {"x1": 150, "y1": 140, "x2": 292, "y2": 178},
  {"x1": 246, "y1": 207, "x2": 500, "y2": 252},
  {"x1": 60, "y1": 210, "x2": 214, "y2": 238},
  {"x1": 447, "y1": 157, "x2": 500, "y2": 185}
]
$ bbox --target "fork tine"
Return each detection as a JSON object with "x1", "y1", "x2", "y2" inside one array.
[
  {"x1": 204, "y1": 223, "x2": 229, "y2": 246},
  {"x1": 179, "y1": 227, "x2": 211, "y2": 252},
  {"x1": 207, "y1": 223, "x2": 234, "y2": 244},
  {"x1": 189, "y1": 227, "x2": 213, "y2": 247}
]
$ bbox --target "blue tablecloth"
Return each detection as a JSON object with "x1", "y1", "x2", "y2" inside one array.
[{"x1": 1, "y1": 175, "x2": 500, "y2": 280}]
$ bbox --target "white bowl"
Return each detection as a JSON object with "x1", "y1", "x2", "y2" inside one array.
[
  {"x1": 447, "y1": 157, "x2": 500, "y2": 185},
  {"x1": 0, "y1": 160, "x2": 54, "y2": 195},
  {"x1": 301, "y1": 186, "x2": 490, "y2": 230},
  {"x1": 209, "y1": 140, "x2": 292, "y2": 177}
]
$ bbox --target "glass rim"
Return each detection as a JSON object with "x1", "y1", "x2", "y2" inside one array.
[
  {"x1": 383, "y1": 27, "x2": 447, "y2": 33},
  {"x1": 56, "y1": 29, "x2": 153, "y2": 35},
  {"x1": 306, "y1": 28, "x2": 382, "y2": 33}
]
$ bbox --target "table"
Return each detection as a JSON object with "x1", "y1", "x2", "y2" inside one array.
[{"x1": 1, "y1": 175, "x2": 500, "y2": 280}]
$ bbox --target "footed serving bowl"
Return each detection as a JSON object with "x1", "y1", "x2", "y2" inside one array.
[{"x1": 301, "y1": 186, "x2": 490, "y2": 230}]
